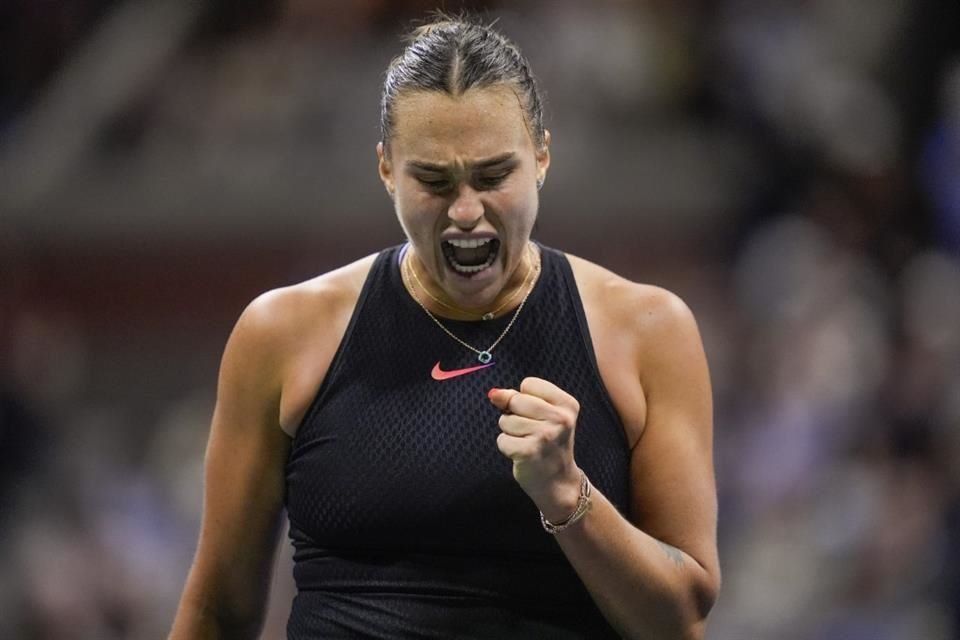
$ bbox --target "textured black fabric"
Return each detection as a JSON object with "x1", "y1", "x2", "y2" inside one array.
[{"x1": 285, "y1": 244, "x2": 630, "y2": 639}]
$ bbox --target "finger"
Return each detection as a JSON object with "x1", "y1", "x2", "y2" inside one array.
[
  {"x1": 488, "y1": 387, "x2": 567, "y2": 424},
  {"x1": 499, "y1": 416, "x2": 570, "y2": 457},
  {"x1": 519, "y1": 377, "x2": 580, "y2": 412},
  {"x1": 487, "y1": 387, "x2": 519, "y2": 413},
  {"x1": 496, "y1": 432, "x2": 537, "y2": 460},
  {"x1": 498, "y1": 414, "x2": 543, "y2": 437},
  {"x1": 500, "y1": 392, "x2": 567, "y2": 422}
]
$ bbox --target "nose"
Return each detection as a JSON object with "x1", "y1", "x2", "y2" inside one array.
[{"x1": 447, "y1": 184, "x2": 484, "y2": 230}]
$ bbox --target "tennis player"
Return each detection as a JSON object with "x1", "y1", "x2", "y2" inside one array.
[{"x1": 170, "y1": 14, "x2": 719, "y2": 639}]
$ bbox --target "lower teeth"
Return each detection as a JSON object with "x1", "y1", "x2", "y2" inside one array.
[{"x1": 450, "y1": 251, "x2": 497, "y2": 274}]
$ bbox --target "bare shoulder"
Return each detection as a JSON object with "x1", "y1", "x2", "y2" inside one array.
[
  {"x1": 563, "y1": 252, "x2": 705, "y2": 446},
  {"x1": 240, "y1": 252, "x2": 378, "y2": 345},
  {"x1": 225, "y1": 252, "x2": 379, "y2": 435},
  {"x1": 563, "y1": 252, "x2": 699, "y2": 345}
]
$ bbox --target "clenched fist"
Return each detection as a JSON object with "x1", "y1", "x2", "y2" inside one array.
[{"x1": 488, "y1": 377, "x2": 584, "y2": 523}]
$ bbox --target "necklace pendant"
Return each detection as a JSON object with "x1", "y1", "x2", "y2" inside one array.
[
  {"x1": 478, "y1": 351, "x2": 493, "y2": 364},
  {"x1": 482, "y1": 312, "x2": 494, "y2": 321}
]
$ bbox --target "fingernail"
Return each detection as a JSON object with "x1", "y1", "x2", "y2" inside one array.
[{"x1": 487, "y1": 388, "x2": 499, "y2": 399}]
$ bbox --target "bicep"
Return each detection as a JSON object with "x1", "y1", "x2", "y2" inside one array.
[
  {"x1": 628, "y1": 293, "x2": 718, "y2": 577},
  {"x1": 181, "y1": 300, "x2": 292, "y2": 626}
]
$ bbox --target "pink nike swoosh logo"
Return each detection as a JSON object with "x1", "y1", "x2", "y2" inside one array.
[{"x1": 431, "y1": 361, "x2": 495, "y2": 380}]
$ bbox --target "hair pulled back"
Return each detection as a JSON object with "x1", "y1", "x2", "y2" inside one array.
[{"x1": 380, "y1": 13, "x2": 545, "y2": 151}]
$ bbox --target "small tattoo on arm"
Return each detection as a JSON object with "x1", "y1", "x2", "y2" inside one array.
[{"x1": 657, "y1": 540, "x2": 685, "y2": 567}]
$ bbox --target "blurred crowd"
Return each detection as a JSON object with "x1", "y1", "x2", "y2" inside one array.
[{"x1": 2, "y1": 1, "x2": 959, "y2": 639}]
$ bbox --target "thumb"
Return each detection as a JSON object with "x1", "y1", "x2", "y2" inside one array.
[{"x1": 487, "y1": 387, "x2": 518, "y2": 412}]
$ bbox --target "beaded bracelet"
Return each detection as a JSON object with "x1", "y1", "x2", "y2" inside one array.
[{"x1": 540, "y1": 471, "x2": 592, "y2": 534}]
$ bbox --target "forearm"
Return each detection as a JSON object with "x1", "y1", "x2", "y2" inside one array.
[
  {"x1": 168, "y1": 606, "x2": 231, "y2": 640},
  {"x1": 169, "y1": 553, "x2": 276, "y2": 640},
  {"x1": 169, "y1": 590, "x2": 263, "y2": 640},
  {"x1": 551, "y1": 489, "x2": 719, "y2": 640}
]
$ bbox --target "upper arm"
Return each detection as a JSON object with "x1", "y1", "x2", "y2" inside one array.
[
  {"x1": 173, "y1": 293, "x2": 293, "y2": 636},
  {"x1": 628, "y1": 289, "x2": 719, "y2": 592}
]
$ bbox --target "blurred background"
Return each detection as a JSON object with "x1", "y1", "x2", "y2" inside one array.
[{"x1": 1, "y1": 0, "x2": 959, "y2": 638}]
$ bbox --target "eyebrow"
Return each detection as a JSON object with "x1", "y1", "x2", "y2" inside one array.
[{"x1": 407, "y1": 152, "x2": 517, "y2": 173}]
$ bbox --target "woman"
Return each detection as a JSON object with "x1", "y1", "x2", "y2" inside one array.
[{"x1": 170, "y1": 15, "x2": 719, "y2": 640}]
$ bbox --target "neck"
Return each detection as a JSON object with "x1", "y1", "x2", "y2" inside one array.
[{"x1": 402, "y1": 243, "x2": 539, "y2": 321}]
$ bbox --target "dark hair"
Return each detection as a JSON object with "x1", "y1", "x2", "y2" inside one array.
[{"x1": 380, "y1": 14, "x2": 545, "y2": 151}]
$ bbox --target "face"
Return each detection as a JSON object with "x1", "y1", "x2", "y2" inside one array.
[{"x1": 377, "y1": 85, "x2": 550, "y2": 310}]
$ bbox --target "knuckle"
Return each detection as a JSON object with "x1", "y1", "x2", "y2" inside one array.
[
  {"x1": 547, "y1": 407, "x2": 567, "y2": 425},
  {"x1": 535, "y1": 426, "x2": 560, "y2": 450},
  {"x1": 546, "y1": 423, "x2": 572, "y2": 449},
  {"x1": 541, "y1": 425, "x2": 561, "y2": 444},
  {"x1": 519, "y1": 377, "x2": 539, "y2": 394}
]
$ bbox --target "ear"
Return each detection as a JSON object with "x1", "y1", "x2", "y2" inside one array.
[
  {"x1": 536, "y1": 129, "x2": 551, "y2": 186},
  {"x1": 377, "y1": 141, "x2": 395, "y2": 197}
]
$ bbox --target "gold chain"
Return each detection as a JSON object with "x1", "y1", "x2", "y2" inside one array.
[
  {"x1": 402, "y1": 244, "x2": 541, "y2": 363},
  {"x1": 406, "y1": 248, "x2": 531, "y2": 321}
]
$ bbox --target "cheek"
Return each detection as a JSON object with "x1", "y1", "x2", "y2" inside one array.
[
  {"x1": 503, "y1": 189, "x2": 539, "y2": 229},
  {"x1": 395, "y1": 193, "x2": 442, "y2": 237}
]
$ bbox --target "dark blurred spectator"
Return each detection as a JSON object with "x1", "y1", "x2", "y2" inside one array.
[
  {"x1": 0, "y1": 386, "x2": 47, "y2": 526},
  {"x1": 0, "y1": 1, "x2": 119, "y2": 131},
  {"x1": 921, "y1": 59, "x2": 960, "y2": 255}
]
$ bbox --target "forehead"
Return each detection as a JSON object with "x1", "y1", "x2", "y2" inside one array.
[{"x1": 390, "y1": 86, "x2": 534, "y2": 165}]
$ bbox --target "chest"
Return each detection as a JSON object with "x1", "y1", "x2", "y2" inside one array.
[{"x1": 285, "y1": 277, "x2": 631, "y2": 551}]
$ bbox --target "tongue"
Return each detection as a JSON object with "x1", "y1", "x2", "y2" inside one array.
[{"x1": 452, "y1": 245, "x2": 490, "y2": 266}]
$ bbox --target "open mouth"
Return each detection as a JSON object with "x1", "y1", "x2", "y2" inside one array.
[{"x1": 441, "y1": 238, "x2": 500, "y2": 275}]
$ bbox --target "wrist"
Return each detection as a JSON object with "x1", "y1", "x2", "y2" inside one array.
[
  {"x1": 539, "y1": 470, "x2": 592, "y2": 534},
  {"x1": 534, "y1": 468, "x2": 582, "y2": 522}
]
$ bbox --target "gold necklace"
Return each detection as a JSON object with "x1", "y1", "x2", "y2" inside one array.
[
  {"x1": 406, "y1": 248, "x2": 532, "y2": 321},
  {"x1": 402, "y1": 244, "x2": 540, "y2": 363}
]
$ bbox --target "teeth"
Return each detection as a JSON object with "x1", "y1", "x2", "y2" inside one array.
[
  {"x1": 441, "y1": 237, "x2": 500, "y2": 276},
  {"x1": 447, "y1": 238, "x2": 492, "y2": 249},
  {"x1": 449, "y1": 249, "x2": 498, "y2": 274}
]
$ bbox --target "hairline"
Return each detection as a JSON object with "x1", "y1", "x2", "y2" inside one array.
[{"x1": 382, "y1": 84, "x2": 544, "y2": 157}]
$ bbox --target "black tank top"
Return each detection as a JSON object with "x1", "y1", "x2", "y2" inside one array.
[{"x1": 285, "y1": 244, "x2": 630, "y2": 639}]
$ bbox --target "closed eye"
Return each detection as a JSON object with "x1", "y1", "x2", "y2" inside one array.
[
  {"x1": 475, "y1": 172, "x2": 510, "y2": 190},
  {"x1": 417, "y1": 177, "x2": 452, "y2": 192}
]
